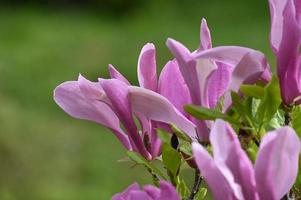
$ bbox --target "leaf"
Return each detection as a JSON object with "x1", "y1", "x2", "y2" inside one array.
[
  {"x1": 256, "y1": 76, "x2": 281, "y2": 125},
  {"x1": 127, "y1": 151, "x2": 168, "y2": 180},
  {"x1": 184, "y1": 105, "x2": 237, "y2": 124},
  {"x1": 292, "y1": 106, "x2": 301, "y2": 139},
  {"x1": 162, "y1": 143, "x2": 182, "y2": 177},
  {"x1": 231, "y1": 92, "x2": 254, "y2": 127},
  {"x1": 240, "y1": 84, "x2": 264, "y2": 99},
  {"x1": 194, "y1": 188, "x2": 207, "y2": 200},
  {"x1": 171, "y1": 124, "x2": 192, "y2": 143},
  {"x1": 156, "y1": 128, "x2": 170, "y2": 143},
  {"x1": 176, "y1": 179, "x2": 190, "y2": 199},
  {"x1": 179, "y1": 142, "x2": 193, "y2": 157}
]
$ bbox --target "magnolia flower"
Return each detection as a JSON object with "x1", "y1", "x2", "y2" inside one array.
[
  {"x1": 111, "y1": 181, "x2": 180, "y2": 200},
  {"x1": 166, "y1": 19, "x2": 271, "y2": 140},
  {"x1": 192, "y1": 120, "x2": 301, "y2": 200},
  {"x1": 269, "y1": 0, "x2": 301, "y2": 105},
  {"x1": 54, "y1": 44, "x2": 196, "y2": 160}
]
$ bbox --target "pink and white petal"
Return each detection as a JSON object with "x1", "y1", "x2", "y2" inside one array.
[
  {"x1": 111, "y1": 183, "x2": 141, "y2": 200},
  {"x1": 199, "y1": 18, "x2": 212, "y2": 50},
  {"x1": 78, "y1": 74, "x2": 111, "y2": 104},
  {"x1": 269, "y1": 0, "x2": 289, "y2": 53},
  {"x1": 127, "y1": 191, "x2": 153, "y2": 200},
  {"x1": 100, "y1": 79, "x2": 151, "y2": 159},
  {"x1": 54, "y1": 81, "x2": 131, "y2": 150},
  {"x1": 192, "y1": 142, "x2": 237, "y2": 200},
  {"x1": 129, "y1": 86, "x2": 198, "y2": 139},
  {"x1": 108, "y1": 64, "x2": 130, "y2": 85},
  {"x1": 143, "y1": 185, "x2": 161, "y2": 199},
  {"x1": 274, "y1": 0, "x2": 301, "y2": 104},
  {"x1": 137, "y1": 43, "x2": 158, "y2": 91},
  {"x1": 229, "y1": 51, "x2": 270, "y2": 92},
  {"x1": 193, "y1": 46, "x2": 259, "y2": 66},
  {"x1": 204, "y1": 63, "x2": 232, "y2": 108},
  {"x1": 255, "y1": 127, "x2": 301, "y2": 200},
  {"x1": 166, "y1": 38, "x2": 202, "y2": 105},
  {"x1": 157, "y1": 180, "x2": 180, "y2": 200},
  {"x1": 158, "y1": 60, "x2": 191, "y2": 115},
  {"x1": 210, "y1": 120, "x2": 257, "y2": 200}
]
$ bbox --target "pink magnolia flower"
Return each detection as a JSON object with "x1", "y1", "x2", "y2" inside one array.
[
  {"x1": 166, "y1": 19, "x2": 271, "y2": 140},
  {"x1": 192, "y1": 120, "x2": 301, "y2": 200},
  {"x1": 54, "y1": 44, "x2": 196, "y2": 160},
  {"x1": 111, "y1": 180, "x2": 180, "y2": 200},
  {"x1": 269, "y1": 0, "x2": 301, "y2": 105}
]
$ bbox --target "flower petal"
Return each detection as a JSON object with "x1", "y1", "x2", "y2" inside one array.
[
  {"x1": 111, "y1": 183, "x2": 140, "y2": 200},
  {"x1": 129, "y1": 86, "x2": 197, "y2": 139},
  {"x1": 204, "y1": 63, "x2": 232, "y2": 108},
  {"x1": 100, "y1": 79, "x2": 151, "y2": 159},
  {"x1": 192, "y1": 142, "x2": 237, "y2": 200},
  {"x1": 166, "y1": 38, "x2": 201, "y2": 105},
  {"x1": 157, "y1": 180, "x2": 180, "y2": 200},
  {"x1": 158, "y1": 60, "x2": 191, "y2": 115},
  {"x1": 199, "y1": 18, "x2": 212, "y2": 50},
  {"x1": 108, "y1": 64, "x2": 130, "y2": 85},
  {"x1": 255, "y1": 127, "x2": 301, "y2": 199},
  {"x1": 54, "y1": 80, "x2": 131, "y2": 150},
  {"x1": 210, "y1": 120, "x2": 257, "y2": 200},
  {"x1": 137, "y1": 43, "x2": 158, "y2": 91}
]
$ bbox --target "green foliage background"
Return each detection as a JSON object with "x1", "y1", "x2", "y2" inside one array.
[{"x1": 0, "y1": 0, "x2": 275, "y2": 199}]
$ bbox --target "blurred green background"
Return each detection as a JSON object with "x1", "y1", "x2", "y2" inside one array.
[{"x1": 0, "y1": 0, "x2": 274, "y2": 199}]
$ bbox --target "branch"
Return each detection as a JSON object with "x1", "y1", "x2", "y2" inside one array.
[{"x1": 188, "y1": 170, "x2": 202, "y2": 200}]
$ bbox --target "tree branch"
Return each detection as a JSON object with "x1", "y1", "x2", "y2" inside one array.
[{"x1": 188, "y1": 170, "x2": 202, "y2": 200}]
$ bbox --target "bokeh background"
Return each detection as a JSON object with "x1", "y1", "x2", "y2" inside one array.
[{"x1": 0, "y1": 0, "x2": 274, "y2": 199}]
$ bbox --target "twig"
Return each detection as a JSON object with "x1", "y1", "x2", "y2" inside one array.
[{"x1": 188, "y1": 170, "x2": 202, "y2": 200}]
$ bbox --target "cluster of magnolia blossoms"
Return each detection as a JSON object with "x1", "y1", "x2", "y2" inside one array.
[{"x1": 54, "y1": 0, "x2": 301, "y2": 199}]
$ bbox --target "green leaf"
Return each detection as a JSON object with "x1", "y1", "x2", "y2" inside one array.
[
  {"x1": 162, "y1": 143, "x2": 182, "y2": 177},
  {"x1": 184, "y1": 105, "x2": 237, "y2": 124},
  {"x1": 256, "y1": 76, "x2": 282, "y2": 125},
  {"x1": 171, "y1": 124, "x2": 192, "y2": 143},
  {"x1": 194, "y1": 188, "x2": 208, "y2": 200},
  {"x1": 179, "y1": 142, "x2": 193, "y2": 157},
  {"x1": 292, "y1": 106, "x2": 301, "y2": 139},
  {"x1": 240, "y1": 84, "x2": 264, "y2": 99},
  {"x1": 127, "y1": 151, "x2": 168, "y2": 180},
  {"x1": 156, "y1": 128, "x2": 170, "y2": 143},
  {"x1": 231, "y1": 92, "x2": 254, "y2": 127},
  {"x1": 176, "y1": 179, "x2": 190, "y2": 199}
]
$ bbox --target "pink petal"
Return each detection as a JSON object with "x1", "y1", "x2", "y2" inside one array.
[
  {"x1": 108, "y1": 64, "x2": 130, "y2": 85},
  {"x1": 127, "y1": 191, "x2": 152, "y2": 200},
  {"x1": 166, "y1": 38, "x2": 201, "y2": 105},
  {"x1": 192, "y1": 142, "x2": 237, "y2": 200},
  {"x1": 255, "y1": 127, "x2": 301, "y2": 199},
  {"x1": 137, "y1": 43, "x2": 158, "y2": 91},
  {"x1": 166, "y1": 38, "x2": 209, "y2": 140},
  {"x1": 112, "y1": 183, "x2": 141, "y2": 200},
  {"x1": 194, "y1": 46, "x2": 261, "y2": 66},
  {"x1": 271, "y1": 0, "x2": 301, "y2": 104},
  {"x1": 199, "y1": 18, "x2": 212, "y2": 50},
  {"x1": 100, "y1": 79, "x2": 151, "y2": 159},
  {"x1": 204, "y1": 63, "x2": 232, "y2": 108},
  {"x1": 157, "y1": 180, "x2": 180, "y2": 200},
  {"x1": 129, "y1": 86, "x2": 198, "y2": 139},
  {"x1": 230, "y1": 51, "x2": 270, "y2": 92},
  {"x1": 158, "y1": 60, "x2": 191, "y2": 115},
  {"x1": 54, "y1": 80, "x2": 131, "y2": 150},
  {"x1": 210, "y1": 120, "x2": 257, "y2": 200}
]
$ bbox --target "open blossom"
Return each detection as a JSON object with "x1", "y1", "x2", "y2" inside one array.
[
  {"x1": 192, "y1": 120, "x2": 301, "y2": 200},
  {"x1": 111, "y1": 181, "x2": 180, "y2": 200},
  {"x1": 269, "y1": 0, "x2": 301, "y2": 105},
  {"x1": 54, "y1": 44, "x2": 196, "y2": 160}
]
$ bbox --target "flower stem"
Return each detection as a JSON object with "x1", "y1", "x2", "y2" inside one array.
[{"x1": 188, "y1": 170, "x2": 202, "y2": 200}]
